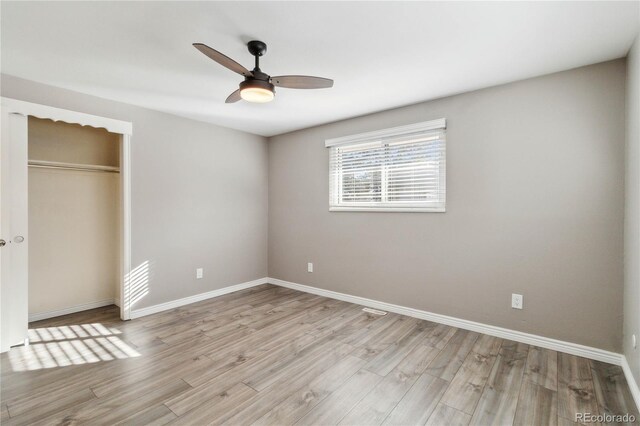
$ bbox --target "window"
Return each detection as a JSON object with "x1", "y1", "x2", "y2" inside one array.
[{"x1": 326, "y1": 118, "x2": 446, "y2": 212}]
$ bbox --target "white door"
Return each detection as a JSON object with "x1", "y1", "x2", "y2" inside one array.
[{"x1": 1, "y1": 111, "x2": 29, "y2": 352}]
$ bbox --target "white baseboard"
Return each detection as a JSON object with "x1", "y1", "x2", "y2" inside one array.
[
  {"x1": 268, "y1": 278, "x2": 623, "y2": 366},
  {"x1": 121, "y1": 274, "x2": 637, "y2": 410},
  {"x1": 122, "y1": 274, "x2": 626, "y2": 368},
  {"x1": 621, "y1": 355, "x2": 640, "y2": 412},
  {"x1": 130, "y1": 277, "x2": 269, "y2": 319},
  {"x1": 29, "y1": 299, "x2": 117, "y2": 322}
]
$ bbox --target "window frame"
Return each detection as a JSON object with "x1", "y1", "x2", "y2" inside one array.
[{"x1": 326, "y1": 118, "x2": 446, "y2": 213}]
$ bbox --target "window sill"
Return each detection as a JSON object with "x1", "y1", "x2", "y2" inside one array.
[{"x1": 329, "y1": 206, "x2": 446, "y2": 213}]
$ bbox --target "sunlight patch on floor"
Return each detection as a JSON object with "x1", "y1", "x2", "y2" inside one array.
[{"x1": 9, "y1": 323, "x2": 140, "y2": 372}]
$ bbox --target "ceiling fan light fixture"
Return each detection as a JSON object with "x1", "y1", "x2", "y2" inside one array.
[
  {"x1": 239, "y1": 80, "x2": 275, "y2": 103},
  {"x1": 193, "y1": 40, "x2": 333, "y2": 104},
  {"x1": 240, "y1": 87, "x2": 274, "y2": 103}
]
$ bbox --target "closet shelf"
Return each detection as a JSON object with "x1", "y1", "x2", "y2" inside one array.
[{"x1": 28, "y1": 160, "x2": 120, "y2": 173}]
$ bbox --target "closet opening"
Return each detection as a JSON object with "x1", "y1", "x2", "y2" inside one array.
[
  {"x1": 1, "y1": 98, "x2": 132, "y2": 352},
  {"x1": 27, "y1": 118, "x2": 122, "y2": 322}
]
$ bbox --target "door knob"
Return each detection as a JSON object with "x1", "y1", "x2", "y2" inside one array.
[
  {"x1": 0, "y1": 239, "x2": 5, "y2": 247},
  {"x1": 14, "y1": 236, "x2": 24, "y2": 243}
]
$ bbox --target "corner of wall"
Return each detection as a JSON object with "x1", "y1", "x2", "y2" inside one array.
[{"x1": 624, "y1": 33, "x2": 640, "y2": 394}]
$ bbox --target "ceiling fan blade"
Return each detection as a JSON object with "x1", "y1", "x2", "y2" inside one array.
[
  {"x1": 193, "y1": 43, "x2": 252, "y2": 77},
  {"x1": 225, "y1": 89, "x2": 242, "y2": 103},
  {"x1": 270, "y1": 75, "x2": 333, "y2": 89}
]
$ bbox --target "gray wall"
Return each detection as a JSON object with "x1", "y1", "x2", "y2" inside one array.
[
  {"x1": 625, "y1": 36, "x2": 640, "y2": 385},
  {"x1": 3, "y1": 59, "x2": 629, "y2": 355},
  {"x1": 2, "y1": 74, "x2": 268, "y2": 310},
  {"x1": 268, "y1": 60, "x2": 626, "y2": 352}
]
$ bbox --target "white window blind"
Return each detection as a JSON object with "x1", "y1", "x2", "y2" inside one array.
[{"x1": 326, "y1": 119, "x2": 446, "y2": 212}]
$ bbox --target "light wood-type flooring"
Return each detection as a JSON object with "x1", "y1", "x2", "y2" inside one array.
[{"x1": 1, "y1": 284, "x2": 638, "y2": 425}]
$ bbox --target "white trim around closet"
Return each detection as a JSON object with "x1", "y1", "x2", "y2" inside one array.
[
  {"x1": 1, "y1": 98, "x2": 132, "y2": 135},
  {"x1": 0, "y1": 97, "x2": 133, "y2": 326}
]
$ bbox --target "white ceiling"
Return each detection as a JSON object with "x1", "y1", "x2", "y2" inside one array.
[{"x1": 2, "y1": 2, "x2": 639, "y2": 137}]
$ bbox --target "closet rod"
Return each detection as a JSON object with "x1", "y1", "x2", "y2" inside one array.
[{"x1": 28, "y1": 160, "x2": 120, "y2": 173}]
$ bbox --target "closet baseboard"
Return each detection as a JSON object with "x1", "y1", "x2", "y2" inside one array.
[{"x1": 29, "y1": 299, "x2": 117, "y2": 322}]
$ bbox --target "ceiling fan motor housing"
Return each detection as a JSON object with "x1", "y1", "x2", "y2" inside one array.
[{"x1": 240, "y1": 78, "x2": 275, "y2": 94}]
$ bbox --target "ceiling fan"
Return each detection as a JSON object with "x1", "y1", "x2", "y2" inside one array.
[{"x1": 193, "y1": 40, "x2": 333, "y2": 104}]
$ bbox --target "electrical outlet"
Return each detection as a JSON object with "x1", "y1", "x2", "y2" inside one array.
[
  {"x1": 196, "y1": 268, "x2": 203, "y2": 279},
  {"x1": 307, "y1": 262, "x2": 313, "y2": 273},
  {"x1": 511, "y1": 293, "x2": 523, "y2": 310}
]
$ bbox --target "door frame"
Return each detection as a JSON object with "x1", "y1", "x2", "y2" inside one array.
[{"x1": 1, "y1": 97, "x2": 133, "y2": 351}]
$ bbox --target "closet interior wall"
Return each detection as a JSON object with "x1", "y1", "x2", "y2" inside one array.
[{"x1": 28, "y1": 117, "x2": 121, "y2": 318}]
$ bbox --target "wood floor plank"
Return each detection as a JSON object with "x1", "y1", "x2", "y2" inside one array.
[
  {"x1": 301, "y1": 302, "x2": 365, "y2": 336},
  {"x1": 3, "y1": 355, "x2": 114, "y2": 404},
  {"x1": 165, "y1": 337, "x2": 353, "y2": 419},
  {"x1": 351, "y1": 316, "x2": 420, "y2": 361},
  {"x1": 114, "y1": 404, "x2": 177, "y2": 426},
  {"x1": 363, "y1": 322, "x2": 431, "y2": 376},
  {"x1": 165, "y1": 334, "x2": 320, "y2": 412},
  {"x1": 198, "y1": 297, "x2": 321, "y2": 348},
  {"x1": 2, "y1": 404, "x2": 10, "y2": 423},
  {"x1": 426, "y1": 403, "x2": 472, "y2": 426},
  {"x1": 2, "y1": 285, "x2": 638, "y2": 426},
  {"x1": 513, "y1": 381, "x2": 558, "y2": 426},
  {"x1": 472, "y1": 334, "x2": 504, "y2": 357},
  {"x1": 220, "y1": 341, "x2": 357, "y2": 425},
  {"x1": 310, "y1": 308, "x2": 377, "y2": 342},
  {"x1": 439, "y1": 335, "x2": 503, "y2": 414},
  {"x1": 88, "y1": 380, "x2": 191, "y2": 424},
  {"x1": 167, "y1": 382, "x2": 257, "y2": 425},
  {"x1": 424, "y1": 329, "x2": 480, "y2": 381},
  {"x1": 198, "y1": 298, "x2": 330, "y2": 360},
  {"x1": 157, "y1": 302, "x2": 270, "y2": 345},
  {"x1": 242, "y1": 337, "x2": 354, "y2": 392},
  {"x1": 382, "y1": 373, "x2": 449, "y2": 426},
  {"x1": 200, "y1": 323, "x2": 316, "y2": 383},
  {"x1": 4, "y1": 327, "x2": 213, "y2": 405},
  {"x1": 525, "y1": 346, "x2": 558, "y2": 391},
  {"x1": 557, "y1": 353, "x2": 600, "y2": 422},
  {"x1": 340, "y1": 341, "x2": 441, "y2": 425},
  {"x1": 179, "y1": 321, "x2": 326, "y2": 387},
  {"x1": 328, "y1": 309, "x2": 386, "y2": 341},
  {"x1": 469, "y1": 340, "x2": 529, "y2": 425},
  {"x1": 394, "y1": 343, "x2": 442, "y2": 378},
  {"x1": 340, "y1": 313, "x2": 401, "y2": 347},
  {"x1": 139, "y1": 286, "x2": 288, "y2": 335},
  {"x1": 30, "y1": 379, "x2": 192, "y2": 426},
  {"x1": 295, "y1": 369, "x2": 384, "y2": 425},
  {"x1": 91, "y1": 348, "x2": 216, "y2": 399},
  {"x1": 423, "y1": 323, "x2": 458, "y2": 349},
  {"x1": 252, "y1": 355, "x2": 365, "y2": 426},
  {"x1": 4, "y1": 387, "x2": 96, "y2": 425},
  {"x1": 590, "y1": 359, "x2": 640, "y2": 422},
  {"x1": 339, "y1": 371, "x2": 417, "y2": 426},
  {"x1": 94, "y1": 380, "x2": 189, "y2": 424},
  {"x1": 556, "y1": 416, "x2": 589, "y2": 426}
]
